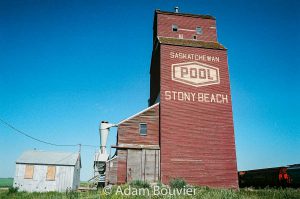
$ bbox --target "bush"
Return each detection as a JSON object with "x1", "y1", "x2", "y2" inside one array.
[
  {"x1": 7, "y1": 187, "x2": 18, "y2": 194},
  {"x1": 129, "y1": 180, "x2": 150, "y2": 188},
  {"x1": 169, "y1": 178, "x2": 187, "y2": 189}
]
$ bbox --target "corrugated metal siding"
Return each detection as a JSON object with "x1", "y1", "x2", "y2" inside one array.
[
  {"x1": 13, "y1": 162, "x2": 79, "y2": 192},
  {"x1": 56, "y1": 166, "x2": 74, "y2": 192},
  {"x1": 16, "y1": 151, "x2": 79, "y2": 166},
  {"x1": 72, "y1": 161, "x2": 80, "y2": 189}
]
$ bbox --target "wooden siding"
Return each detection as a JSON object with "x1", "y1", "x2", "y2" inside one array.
[
  {"x1": 127, "y1": 150, "x2": 142, "y2": 181},
  {"x1": 24, "y1": 165, "x2": 34, "y2": 179},
  {"x1": 116, "y1": 150, "x2": 127, "y2": 184},
  {"x1": 46, "y1": 166, "x2": 56, "y2": 181},
  {"x1": 117, "y1": 104, "x2": 159, "y2": 146},
  {"x1": 158, "y1": 44, "x2": 238, "y2": 188},
  {"x1": 115, "y1": 149, "x2": 160, "y2": 184},
  {"x1": 156, "y1": 12, "x2": 217, "y2": 42},
  {"x1": 106, "y1": 157, "x2": 118, "y2": 185},
  {"x1": 115, "y1": 104, "x2": 160, "y2": 184}
]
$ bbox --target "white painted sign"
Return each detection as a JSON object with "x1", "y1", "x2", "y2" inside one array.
[
  {"x1": 164, "y1": 91, "x2": 229, "y2": 104},
  {"x1": 170, "y1": 52, "x2": 220, "y2": 63},
  {"x1": 172, "y1": 62, "x2": 220, "y2": 87}
]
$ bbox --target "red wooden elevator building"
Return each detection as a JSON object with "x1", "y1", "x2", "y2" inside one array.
[{"x1": 105, "y1": 9, "x2": 238, "y2": 189}]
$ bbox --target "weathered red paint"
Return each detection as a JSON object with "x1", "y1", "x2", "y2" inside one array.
[
  {"x1": 150, "y1": 11, "x2": 238, "y2": 188},
  {"x1": 110, "y1": 10, "x2": 238, "y2": 188},
  {"x1": 115, "y1": 105, "x2": 160, "y2": 184}
]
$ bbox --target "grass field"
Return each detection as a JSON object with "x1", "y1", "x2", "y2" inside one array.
[
  {"x1": 0, "y1": 178, "x2": 13, "y2": 188},
  {"x1": 0, "y1": 186, "x2": 299, "y2": 199}
]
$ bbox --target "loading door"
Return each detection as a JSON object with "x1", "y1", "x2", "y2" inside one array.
[
  {"x1": 127, "y1": 149, "x2": 160, "y2": 182},
  {"x1": 127, "y1": 149, "x2": 142, "y2": 181}
]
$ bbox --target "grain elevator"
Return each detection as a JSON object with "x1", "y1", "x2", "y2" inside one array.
[{"x1": 102, "y1": 8, "x2": 238, "y2": 189}]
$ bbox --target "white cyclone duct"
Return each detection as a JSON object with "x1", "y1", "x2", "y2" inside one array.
[{"x1": 100, "y1": 121, "x2": 116, "y2": 155}]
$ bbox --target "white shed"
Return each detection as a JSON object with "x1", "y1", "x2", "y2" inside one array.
[{"x1": 13, "y1": 150, "x2": 81, "y2": 192}]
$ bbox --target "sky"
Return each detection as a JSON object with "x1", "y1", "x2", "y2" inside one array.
[{"x1": 0, "y1": 0, "x2": 299, "y2": 181}]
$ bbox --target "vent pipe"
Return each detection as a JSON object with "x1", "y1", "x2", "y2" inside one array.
[{"x1": 174, "y1": 6, "x2": 179, "y2": 13}]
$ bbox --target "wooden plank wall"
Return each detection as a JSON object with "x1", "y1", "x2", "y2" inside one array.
[
  {"x1": 105, "y1": 157, "x2": 118, "y2": 185},
  {"x1": 126, "y1": 149, "x2": 160, "y2": 183},
  {"x1": 115, "y1": 104, "x2": 160, "y2": 184},
  {"x1": 117, "y1": 104, "x2": 159, "y2": 146}
]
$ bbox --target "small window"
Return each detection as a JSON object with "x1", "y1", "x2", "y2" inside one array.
[
  {"x1": 46, "y1": 166, "x2": 56, "y2": 181},
  {"x1": 196, "y1": 27, "x2": 202, "y2": 34},
  {"x1": 172, "y1": 24, "x2": 178, "y2": 32},
  {"x1": 139, "y1": 123, "x2": 147, "y2": 136},
  {"x1": 24, "y1": 165, "x2": 34, "y2": 179},
  {"x1": 193, "y1": 35, "x2": 197, "y2": 40}
]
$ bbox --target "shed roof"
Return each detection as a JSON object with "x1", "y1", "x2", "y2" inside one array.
[
  {"x1": 16, "y1": 150, "x2": 80, "y2": 166},
  {"x1": 158, "y1": 37, "x2": 226, "y2": 50},
  {"x1": 117, "y1": 103, "x2": 159, "y2": 125}
]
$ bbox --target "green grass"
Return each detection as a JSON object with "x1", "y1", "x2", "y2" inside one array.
[
  {"x1": 0, "y1": 186, "x2": 299, "y2": 199},
  {"x1": 79, "y1": 181, "x2": 90, "y2": 187},
  {"x1": 0, "y1": 178, "x2": 13, "y2": 188}
]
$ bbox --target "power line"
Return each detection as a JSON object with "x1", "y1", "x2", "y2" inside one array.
[{"x1": 0, "y1": 118, "x2": 99, "y2": 148}]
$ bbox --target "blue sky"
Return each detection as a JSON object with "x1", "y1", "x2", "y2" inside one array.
[{"x1": 0, "y1": 0, "x2": 299, "y2": 181}]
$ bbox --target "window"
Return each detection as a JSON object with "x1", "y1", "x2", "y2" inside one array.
[
  {"x1": 24, "y1": 165, "x2": 34, "y2": 179},
  {"x1": 172, "y1": 24, "x2": 178, "y2": 32},
  {"x1": 139, "y1": 123, "x2": 147, "y2": 136},
  {"x1": 193, "y1": 35, "x2": 197, "y2": 40},
  {"x1": 46, "y1": 166, "x2": 56, "y2": 181},
  {"x1": 196, "y1": 27, "x2": 202, "y2": 34}
]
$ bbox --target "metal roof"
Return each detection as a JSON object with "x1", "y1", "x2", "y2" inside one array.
[{"x1": 16, "y1": 150, "x2": 80, "y2": 166}]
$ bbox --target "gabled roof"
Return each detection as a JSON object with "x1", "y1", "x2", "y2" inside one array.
[
  {"x1": 155, "y1": 10, "x2": 215, "y2": 20},
  {"x1": 16, "y1": 150, "x2": 80, "y2": 167},
  {"x1": 158, "y1": 37, "x2": 226, "y2": 50}
]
